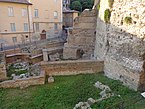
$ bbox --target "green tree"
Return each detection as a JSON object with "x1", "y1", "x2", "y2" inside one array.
[
  {"x1": 70, "y1": 0, "x2": 94, "y2": 12},
  {"x1": 70, "y1": 1, "x2": 82, "y2": 11}
]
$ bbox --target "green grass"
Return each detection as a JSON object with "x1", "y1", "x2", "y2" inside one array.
[{"x1": 0, "y1": 73, "x2": 145, "y2": 109}]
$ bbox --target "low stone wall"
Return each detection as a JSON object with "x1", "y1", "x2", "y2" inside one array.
[
  {"x1": 41, "y1": 60, "x2": 104, "y2": 76},
  {"x1": 0, "y1": 53, "x2": 7, "y2": 81},
  {"x1": 0, "y1": 64, "x2": 7, "y2": 81},
  {"x1": 104, "y1": 57, "x2": 142, "y2": 91},
  {"x1": 0, "y1": 71, "x2": 45, "y2": 89}
]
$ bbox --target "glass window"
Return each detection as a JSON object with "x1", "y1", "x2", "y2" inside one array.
[
  {"x1": 54, "y1": 11, "x2": 58, "y2": 19},
  {"x1": 24, "y1": 23, "x2": 28, "y2": 31},
  {"x1": 34, "y1": 9, "x2": 39, "y2": 18},
  {"x1": 8, "y1": 7, "x2": 14, "y2": 16},
  {"x1": 10, "y1": 23, "x2": 16, "y2": 32},
  {"x1": 45, "y1": 10, "x2": 49, "y2": 19},
  {"x1": 35, "y1": 23, "x2": 39, "y2": 32},
  {"x1": 22, "y1": 8, "x2": 27, "y2": 16}
]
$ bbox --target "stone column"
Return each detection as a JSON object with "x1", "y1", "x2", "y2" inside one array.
[{"x1": 42, "y1": 49, "x2": 48, "y2": 62}]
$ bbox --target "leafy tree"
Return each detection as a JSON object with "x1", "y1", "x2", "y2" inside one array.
[
  {"x1": 70, "y1": 1, "x2": 82, "y2": 11},
  {"x1": 70, "y1": 0, "x2": 94, "y2": 12}
]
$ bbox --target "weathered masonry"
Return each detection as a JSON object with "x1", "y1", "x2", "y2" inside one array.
[
  {"x1": 63, "y1": 8, "x2": 98, "y2": 59},
  {"x1": 94, "y1": 0, "x2": 145, "y2": 91}
]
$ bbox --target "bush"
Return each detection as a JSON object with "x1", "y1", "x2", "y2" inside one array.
[
  {"x1": 108, "y1": 0, "x2": 114, "y2": 8},
  {"x1": 104, "y1": 9, "x2": 111, "y2": 23},
  {"x1": 124, "y1": 16, "x2": 132, "y2": 24}
]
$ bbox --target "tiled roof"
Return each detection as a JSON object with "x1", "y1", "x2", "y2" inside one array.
[{"x1": 0, "y1": 0, "x2": 32, "y2": 5}]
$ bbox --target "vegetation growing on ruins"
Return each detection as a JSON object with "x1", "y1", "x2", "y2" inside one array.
[
  {"x1": 108, "y1": 0, "x2": 114, "y2": 8},
  {"x1": 7, "y1": 64, "x2": 28, "y2": 78},
  {"x1": 104, "y1": 9, "x2": 111, "y2": 23},
  {"x1": 1, "y1": 73, "x2": 145, "y2": 109},
  {"x1": 97, "y1": 4, "x2": 100, "y2": 10},
  {"x1": 124, "y1": 16, "x2": 132, "y2": 24}
]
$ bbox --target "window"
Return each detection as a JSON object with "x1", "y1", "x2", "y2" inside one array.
[
  {"x1": 34, "y1": 9, "x2": 38, "y2": 18},
  {"x1": 22, "y1": 8, "x2": 27, "y2": 16},
  {"x1": 45, "y1": 10, "x2": 49, "y2": 19},
  {"x1": 10, "y1": 23, "x2": 16, "y2": 32},
  {"x1": 8, "y1": 7, "x2": 14, "y2": 16},
  {"x1": 24, "y1": 23, "x2": 28, "y2": 31},
  {"x1": 54, "y1": 23, "x2": 58, "y2": 30},
  {"x1": 54, "y1": 11, "x2": 58, "y2": 19},
  {"x1": 35, "y1": 23, "x2": 39, "y2": 32},
  {"x1": 12, "y1": 37, "x2": 17, "y2": 43}
]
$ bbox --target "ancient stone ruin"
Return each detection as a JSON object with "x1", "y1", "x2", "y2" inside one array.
[
  {"x1": 63, "y1": 8, "x2": 97, "y2": 59},
  {"x1": 94, "y1": 0, "x2": 145, "y2": 91},
  {"x1": 0, "y1": 53, "x2": 7, "y2": 81},
  {"x1": 73, "y1": 81, "x2": 114, "y2": 109},
  {"x1": 62, "y1": 0, "x2": 145, "y2": 91}
]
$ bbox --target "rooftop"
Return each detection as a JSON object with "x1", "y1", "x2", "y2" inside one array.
[{"x1": 0, "y1": 0, "x2": 32, "y2": 5}]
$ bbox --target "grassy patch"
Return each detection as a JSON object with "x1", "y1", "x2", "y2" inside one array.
[{"x1": 0, "y1": 73, "x2": 145, "y2": 109}]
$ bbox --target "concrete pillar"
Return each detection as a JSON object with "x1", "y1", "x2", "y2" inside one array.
[{"x1": 42, "y1": 49, "x2": 48, "y2": 61}]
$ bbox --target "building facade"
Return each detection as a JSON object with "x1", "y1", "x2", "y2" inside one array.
[
  {"x1": 0, "y1": 0, "x2": 62, "y2": 46},
  {"x1": 63, "y1": 10, "x2": 78, "y2": 27},
  {"x1": 62, "y1": 0, "x2": 78, "y2": 27}
]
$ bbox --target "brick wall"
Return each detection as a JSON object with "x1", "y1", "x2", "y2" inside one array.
[
  {"x1": 41, "y1": 60, "x2": 104, "y2": 76},
  {"x1": 0, "y1": 71, "x2": 45, "y2": 88}
]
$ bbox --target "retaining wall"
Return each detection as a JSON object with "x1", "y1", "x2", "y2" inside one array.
[
  {"x1": 41, "y1": 60, "x2": 104, "y2": 76},
  {"x1": 0, "y1": 71, "x2": 45, "y2": 89}
]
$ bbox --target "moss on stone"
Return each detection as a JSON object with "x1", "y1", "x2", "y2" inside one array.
[
  {"x1": 124, "y1": 16, "x2": 132, "y2": 24},
  {"x1": 104, "y1": 9, "x2": 111, "y2": 23}
]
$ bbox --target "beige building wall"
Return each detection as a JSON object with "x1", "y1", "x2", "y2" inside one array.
[
  {"x1": 63, "y1": 12, "x2": 78, "y2": 27},
  {"x1": 0, "y1": 2, "x2": 30, "y2": 46},
  {"x1": 0, "y1": 0, "x2": 63, "y2": 46},
  {"x1": 30, "y1": 0, "x2": 62, "y2": 39}
]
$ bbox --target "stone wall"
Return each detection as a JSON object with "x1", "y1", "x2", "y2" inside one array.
[
  {"x1": 4, "y1": 38, "x2": 65, "y2": 64},
  {"x1": 0, "y1": 71, "x2": 45, "y2": 89},
  {"x1": 0, "y1": 53, "x2": 7, "y2": 80},
  {"x1": 63, "y1": 8, "x2": 98, "y2": 59},
  {"x1": 41, "y1": 60, "x2": 104, "y2": 76},
  {"x1": 94, "y1": 0, "x2": 145, "y2": 91}
]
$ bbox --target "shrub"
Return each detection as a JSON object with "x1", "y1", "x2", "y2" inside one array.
[
  {"x1": 124, "y1": 16, "x2": 132, "y2": 24},
  {"x1": 104, "y1": 9, "x2": 111, "y2": 23},
  {"x1": 108, "y1": 0, "x2": 114, "y2": 8}
]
